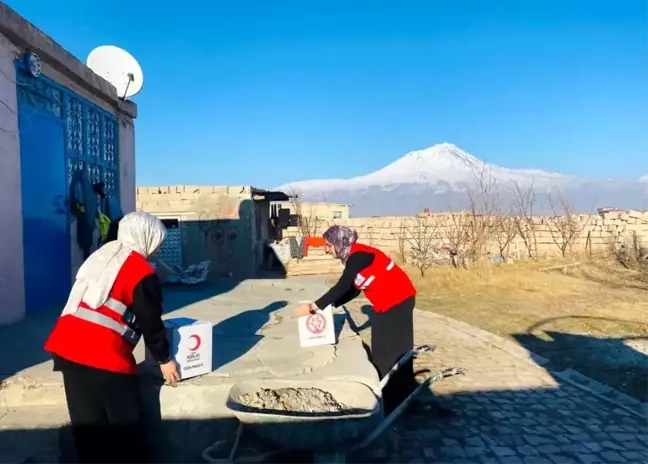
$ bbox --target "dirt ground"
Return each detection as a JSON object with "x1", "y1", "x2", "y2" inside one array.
[{"x1": 328, "y1": 259, "x2": 648, "y2": 401}]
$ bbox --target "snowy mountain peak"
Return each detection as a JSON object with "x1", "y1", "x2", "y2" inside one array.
[
  {"x1": 276, "y1": 142, "x2": 646, "y2": 216},
  {"x1": 364, "y1": 142, "x2": 481, "y2": 184},
  {"x1": 404, "y1": 142, "x2": 479, "y2": 167},
  {"x1": 279, "y1": 142, "x2": 567, "y2": 193}
]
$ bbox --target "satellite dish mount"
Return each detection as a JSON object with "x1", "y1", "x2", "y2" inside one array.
[{"x1": 122, "y1": 73, "x2": 135, "y2": 100}]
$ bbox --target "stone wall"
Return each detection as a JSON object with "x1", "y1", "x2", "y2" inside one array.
[
  {"x1": 283, "y1": 210, "x2": 648, "y2": 262},
  {"x1": 137, "y1": 186, "x2": 263, "y2": 279},
  {"x1": 137, "y1": 185, "x2": 252, "y2": 221}
]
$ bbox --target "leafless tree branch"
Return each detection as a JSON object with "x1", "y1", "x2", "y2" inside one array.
[
  {"x1": 510, "y1": 179, "x2": 538, "y2": 259},
  {"x1": 545, "y1": 189, "x2": 591, "y2": 258}
]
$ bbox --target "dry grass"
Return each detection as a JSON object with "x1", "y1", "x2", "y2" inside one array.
[
  {"x1": 409, "y1": 259, "x2": 647, "y2": 338},
  {"x1": 408, "y1": 259, "x2": 648, "y2": 400}
]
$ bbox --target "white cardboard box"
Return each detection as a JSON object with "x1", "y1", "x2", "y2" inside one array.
[
  {"x1": 146, "y1": 317, "x2": 213, "y2": 380},
  {"x1": 298, "y1": 305, "x2": 337, "y2": 348}
]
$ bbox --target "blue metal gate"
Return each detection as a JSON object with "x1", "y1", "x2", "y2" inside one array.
[{"x1": 15, "y1": 62, "x2": 120, "y2": 313}]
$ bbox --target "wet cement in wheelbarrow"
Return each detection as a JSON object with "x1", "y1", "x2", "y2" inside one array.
[{"x1": 240, "y1": 387, "x2": 358, "y2": 415}]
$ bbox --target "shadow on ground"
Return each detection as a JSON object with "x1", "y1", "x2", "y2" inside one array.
[
  {"x1": 4, "y1": 305, "x2": 647, "y2": 463},
  {"x1": 3, "y1": 380, "x2": 647, "y2": 463},
  {"x1": 513, "y1": 315, "x2": 648, "y2": 402},
  {"x1": 161, "y1": 280, "x2": 244, "y2": 315},
  {"x1": 209, "y1": 300, "x2": 288, "y2": 370},
  {"x1": 344, "y1": 304, "x2": 372, "y2": 334},
  {"x1": 0, "y1": 274, "x2": 287, "y2": 384}
]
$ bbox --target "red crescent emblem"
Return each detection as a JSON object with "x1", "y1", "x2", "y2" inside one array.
[
  {"x1": 189, "y1": 334, "x2": 201, "y2": 351},
  {"x1": 305, "y1": 313, "x2": 327, "y2": 335}
]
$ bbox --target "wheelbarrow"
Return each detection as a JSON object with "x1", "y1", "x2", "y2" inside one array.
[{"x1": 202, "y1": 345, "x2": 465, "y2": 463}]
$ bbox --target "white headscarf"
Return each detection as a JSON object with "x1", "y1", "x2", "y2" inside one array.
[{"x1": 61, "y1": 211, "x2": 167, "y2": 316}]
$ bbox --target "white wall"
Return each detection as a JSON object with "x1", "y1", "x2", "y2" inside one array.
[
  {"x1": 119, "y1": 119, "x2": 136, "y2": 214},
  {"x1": 0, "y1": 33, "x2": 24, "y2": 326}
]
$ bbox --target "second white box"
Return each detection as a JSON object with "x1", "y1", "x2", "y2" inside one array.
[{"x1": 298, "y1": 305, "x2": 337, "y2": 347}]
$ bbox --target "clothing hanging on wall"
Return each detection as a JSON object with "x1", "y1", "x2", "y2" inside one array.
[
  {"x1": 69, "y1": 170, "x2": 98, "y2": 260},
  {"x1": 277, "y1": 208, "x2": 290, "y2": 228}
]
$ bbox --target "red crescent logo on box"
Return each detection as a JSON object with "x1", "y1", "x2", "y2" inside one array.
[
  {"x1": 305, "y1": 313, "x2": 327, "y2": 335},
  {"x1": 189, "y1": 334, "x2": 201, "y2": 351}
]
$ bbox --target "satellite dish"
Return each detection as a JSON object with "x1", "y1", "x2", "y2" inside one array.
[{"x1": 86, "y1": 45, "x2": 144, "y2": 99}]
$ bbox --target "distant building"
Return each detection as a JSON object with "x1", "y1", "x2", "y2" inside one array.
[
  {"x1": 284, "y1": 202, "x2": 350, "y2": 221},
  {"x1": 0, "y1": 3, "x2": 137, "y2": 326}
]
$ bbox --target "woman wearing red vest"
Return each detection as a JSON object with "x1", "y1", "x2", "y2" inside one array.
[
  {"x1": 294, "y1": 225, "x2": 417, "y2": 414},
  {"x1": 44, "y1": 211, "x2": 179, "y2": 464}
]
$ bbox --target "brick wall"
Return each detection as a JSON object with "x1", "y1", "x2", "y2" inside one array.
[
  {"x1": 136, "y1": 185, "x2": 252, "y2": 219},
  {"x1": 283, "y1": 210, "x2": 648, "y2": 261}
]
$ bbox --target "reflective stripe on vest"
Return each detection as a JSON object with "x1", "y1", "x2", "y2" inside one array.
[
  {"x1": 72, "y1": 298, "x2": 140, "y2": 344},
  {"x1": 355, "y1": 260, "x2": 395, "y2": 290},
  {"x1": 104, "y1": 297, "x2": 128, "y2": 316}
]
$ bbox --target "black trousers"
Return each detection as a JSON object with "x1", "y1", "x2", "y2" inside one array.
[
  {"x1": 56, "y1": 356, "x2": 149, "y2": 463},
  {"x1": 371, "y1": 296, "x2": 416, "y2": 415}
]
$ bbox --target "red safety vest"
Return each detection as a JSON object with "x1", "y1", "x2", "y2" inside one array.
[
  {"x1": 349, "y1": 243, "x2": 417, "y2": 313},
  {"x1": 44, "y1": 251, "x2": 155, "y2": 374}
]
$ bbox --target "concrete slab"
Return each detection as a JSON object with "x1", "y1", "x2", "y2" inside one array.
[
  {"x1": 0, "y1": 277, "x2": 379, "y2": 462},
  {"x1": 0, "y1": 405, "x2": 69, "y2": 463}
]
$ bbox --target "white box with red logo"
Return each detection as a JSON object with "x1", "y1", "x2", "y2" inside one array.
[
  {"x1": 145, "y1": 317, "x2": 213, "y2": 380},
  {"x1": 298, "y1": 305, "x2": 337, "y2": 348}
]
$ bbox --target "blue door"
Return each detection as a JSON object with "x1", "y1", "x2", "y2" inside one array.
[{"x1": 18, "y1": 101, "x2": 71, "y2": 313}]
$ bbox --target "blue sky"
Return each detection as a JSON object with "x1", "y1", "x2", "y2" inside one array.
[{"x1": 9, "y1": 0, "x2": 648, "y2": 187}]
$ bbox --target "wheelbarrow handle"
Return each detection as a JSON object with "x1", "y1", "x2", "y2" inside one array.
[
  {"x1": 375, "y1": 344, "x2": 435, "y2": 394},
  {"x1": 357, "y1": 366, "x2": 466, "y2": 451}
]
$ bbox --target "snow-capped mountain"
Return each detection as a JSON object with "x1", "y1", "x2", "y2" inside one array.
[{"x1": 277, "y1": 143, "x2": 647, "y2": 216}]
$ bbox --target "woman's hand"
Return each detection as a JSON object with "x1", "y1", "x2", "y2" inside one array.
[
  {"x1": 294, "y1": 303, "x2": 314, "y2": 318},
  {"x1": 160, "y1": 359, "x2": 180, "y2": 386}
]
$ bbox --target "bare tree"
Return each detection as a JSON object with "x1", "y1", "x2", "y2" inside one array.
[
  {"x1": 403, "y1": 216, "x2": 441, "y2": 276},
  {"x1": 492, "y1": 208, "x2": 518, "y2": 261},
  {"x1": 464, "y1": 162, "x2": 500, "y2": 263},
  {"x1": 545, "y1": 190, "x2": 590, "y2": 258},
  {"x1": 392, "y1": 219, "x2": 408, "y2": 264},
  {"x1": 443, "y1": 209, "x2": 470, "y2": 266},
  {"x1": 287, "y1": 187, "x2": 319, "y2": 237},
  {"x1": 511, "y1": 180, "x2": 538, "y2": 259}
]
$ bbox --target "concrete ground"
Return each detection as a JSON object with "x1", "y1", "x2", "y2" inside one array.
[
  {"x1": 0, "y1": 277, "x2": 379, "y2": 463},
  {"x1": 1, "y1": 277, "x2": 647, "y2": 463}
]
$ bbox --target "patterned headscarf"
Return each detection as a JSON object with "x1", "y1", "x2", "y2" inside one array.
[{"x1": 323, "y1": 225, "x2": 358, "y2": 263}]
